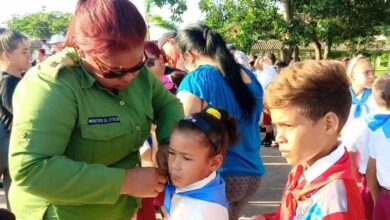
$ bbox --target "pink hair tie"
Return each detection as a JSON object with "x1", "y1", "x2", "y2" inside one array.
[{"x1": 159, "y1": 75, "x2": 174, "y2": 90}]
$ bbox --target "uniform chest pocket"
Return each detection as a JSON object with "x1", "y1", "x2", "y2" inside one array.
[
  {"x1": 132, "y1": 107, "x2": 154, "y2": 149},
  {"x1": 69, "y1": 123, "x2": 133, "y2": 165},
  {"x1": 81, "y1": 123, "x2": 130, "y2": 141}
]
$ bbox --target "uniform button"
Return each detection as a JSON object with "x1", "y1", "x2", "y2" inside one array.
[{"x1": 119, "y1": 100, "x2": 125, "y2": 106}]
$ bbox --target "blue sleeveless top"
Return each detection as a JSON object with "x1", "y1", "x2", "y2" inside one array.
[{"x1": 178, "y1": 65, "x2": 265, "y2": 176}]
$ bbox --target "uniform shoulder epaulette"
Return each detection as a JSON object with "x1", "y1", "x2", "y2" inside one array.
[{"x1": 38, "y1": 47, "x2": 79, "y2": 78}]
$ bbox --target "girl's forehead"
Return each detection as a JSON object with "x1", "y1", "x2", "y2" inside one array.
[
  {"x1": 13, "y1": 39, "x2": 30, "y2": 51},
  {"x1": 171, "y1": 130, "x2": 208, "y2": 147},
  {"x1": 355, "y1": 59, "x2": 373, "y2": 69}
]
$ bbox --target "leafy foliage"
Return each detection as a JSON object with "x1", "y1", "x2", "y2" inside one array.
[
  {"x1": 199, "y1": 0, "x2": 283, "y2": 52},
  {"x1": 149, "y1": 0, "x2": 187, "y2": 22},
  {"x1": 151, "y1": 15, "x2": 178, "y2": 31},
  {"x1": 6, "y1": 8, "x2": 70, "y2": 39},
  {"x1": 291, "y1": 0, "x2": 390, "y2": 56},
  {"x1": 200, "y1": 0, "x2": 390, "y2": 59}
]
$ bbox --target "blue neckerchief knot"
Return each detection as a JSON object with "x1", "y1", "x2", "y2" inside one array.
[
  {"x1": 350, "y1": 87, "x2": 372, "y2": 118},
  {"x1": 365, "y1": 114, "x2": 390, "y2": 138},
  {"x1": 163, "y1": 173, "x2": 229, "y2": 214}
]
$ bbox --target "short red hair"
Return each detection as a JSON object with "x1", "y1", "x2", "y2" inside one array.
[
  {"x1": 65, "y1": 0, "x2": 146, "y2": 56},
  {"x1": 144, "y1": 41, "x2": 167, "y2": 63}
]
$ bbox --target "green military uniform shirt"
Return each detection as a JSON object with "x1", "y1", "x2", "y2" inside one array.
[{"x1": 8, "y1": 48, "x2": 183, "y2": 220}]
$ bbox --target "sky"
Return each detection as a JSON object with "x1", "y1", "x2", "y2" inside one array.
[{"x1": 0, "y1": 0, "x2": 204, "y2": 40}]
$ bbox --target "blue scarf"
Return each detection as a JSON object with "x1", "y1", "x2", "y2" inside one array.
[
  {"x1": 365, "y1": 113, "x2": 390, "y2": 138},
  {"x1": 350, "y1": 87, "x2": 372, "y2": 118},
  {"x1": 163, "y1": 173, "x2": 229, "y2": 214}
]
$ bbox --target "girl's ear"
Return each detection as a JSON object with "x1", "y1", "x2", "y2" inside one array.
[
  {"x1": 184, "y1": 51, "x2": 195, "y2": 64},
  {"x1": 2, "y1": 51, "x2": 11, "y2": 61},
  {"x1": 209, "y1": 154, "x2": 223, "y2": 172}
]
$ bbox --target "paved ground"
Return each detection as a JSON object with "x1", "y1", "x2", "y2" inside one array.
[
  {"x1": 238, "y1": 146, "x2": 290, "y2": 219},
  {"x1": 0, "y1": 189, "x2": 5, "y2": 209},
  {"x1": 0, "y1": 147, "x2": 290, "y2": 219}
]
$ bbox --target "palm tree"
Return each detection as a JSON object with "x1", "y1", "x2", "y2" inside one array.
[{"x1": 145, "y1": 0, "x2": 178, "y2": 40}]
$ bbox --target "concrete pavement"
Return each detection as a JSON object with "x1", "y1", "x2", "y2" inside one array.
[{"x1": 239, "y1": 146, "x2": 290, "y2": 219}]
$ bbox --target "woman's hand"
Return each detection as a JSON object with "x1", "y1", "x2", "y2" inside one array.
[
  {"x1": 252, "y1": 215, "x2": 266, "y2": 220},
  {"x1": 156, "y1": 143, "x2": 170, "y2": 176},
  {"x1": 121, "y1": 167, "x2": 167, "y2": 198}
]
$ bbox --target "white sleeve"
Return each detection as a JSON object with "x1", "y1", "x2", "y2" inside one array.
[
  {"x1": 342, "y1": 119, "x2": 365, "y2": 152},
  {"x1": 368, "y1": 134, "x2": 379, "y2": 159},
  {"x1": 169, "y1": 197, "x2": 228, "y2": 220},
  {"x1": 191, "y1": 203, "x2": 228, "y2": 220},
  {"x1": 366, "y1": 94, "x2": 378, "y2": 113}
]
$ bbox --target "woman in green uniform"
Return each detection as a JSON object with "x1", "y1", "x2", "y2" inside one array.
[{"x1": 8, "y1": 0, "x2": 183, "y2": 219}]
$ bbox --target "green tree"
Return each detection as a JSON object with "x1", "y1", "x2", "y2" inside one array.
[
  {"x1": 149, "y1": 0, "x2": 187, "y2": 22},
  {"x1": 200, "y1": 0, "x2": 390, "y2": 62},
  {"x1": 6, "y1": 8, "x2": 70, "y2": 39},
  {"x1": 151, "y1": 15, "x2": 178, "y2": 31},
  {"x1": 145, "y1": 0, "x2": 179, "y2": 40},
  {"x1": 291, "y1": 0, "x2": 390, "y2": 59},
  {"x1": 199, "y1": 0, "x2": 283, "y2": 53}
]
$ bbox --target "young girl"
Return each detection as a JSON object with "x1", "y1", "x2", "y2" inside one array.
[
  {"x1": 163, "y1": 107, "x2": 239, "y2": 220},
  {"x1": 176, "y1": 23, "x2": 265, "y2": 220},
  {"x1": 342, "y1": 55, "x2": 376, "y2": 220},
  {"x1": 366, "y1": 74, "x2": 390, "y2": 220},
  {"x1": 344, "y1": 55, "x2": 376, "y2": 131}
]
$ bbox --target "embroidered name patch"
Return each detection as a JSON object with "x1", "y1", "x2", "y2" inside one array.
[{"x1": 88, "y1": 116, "x2": 120, "y2": 125}]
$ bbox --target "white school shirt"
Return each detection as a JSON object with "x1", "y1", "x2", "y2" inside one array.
[
  {"x1": 303, "y1": 144, "x2": 345, "y2": 182},
  {"x1": 342, "y1": 92, "x2": 377, "y2": 137},
  {"x1": 295, "y1": 145, "x2": 348, "y2": 218},
  {"x1": 342, "y1": 118, "x2": 371, "y2": 174},
  {"x1": 167, "y1": 172, "x2": 229, "y2": 220},
  {"x1": 255, "y1": 66, "x2": 278, "y2": 91},
  {"x1": 234, "y1": 50, "x2": 250, "y2": 69},
  {"x1": 368, "y1": 110, "x2": 390, "y2": 190}
]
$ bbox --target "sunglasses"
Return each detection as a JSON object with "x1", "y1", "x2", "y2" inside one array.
[
  {"x1": 145, "y1": 57, "x2": 157, "y2": 68},
  {"x1": 92, "y1": 52, "x2": 147, "y2": 79}
]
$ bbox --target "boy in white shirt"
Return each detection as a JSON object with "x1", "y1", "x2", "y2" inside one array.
[
  {"x1": 366, "y1": 74, "x2": 390, "y2": 220},
  {"x1": 253, "y1": 60, "x2": 364, "y2": 220},
  {"x1": 343, "y1": 118, "x2": 374, "y2": 220}
]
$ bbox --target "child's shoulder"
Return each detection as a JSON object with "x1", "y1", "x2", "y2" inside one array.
[
  {"x1": 170, "y1": 195, "x2": 228, "y2": 220},
  {"x1": 312, "y1": 179, "x2": 349, "y2": 207},
  {"x1": 300, "y1": 179, "x2": 361, "y2": 218},
  {"x1": 342, "y1": 117, "x2": 372, "y2": 149}
]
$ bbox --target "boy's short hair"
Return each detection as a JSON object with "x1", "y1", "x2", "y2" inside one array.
[
  {"x1": 264, "y1": 60, "x2": 351, "y2": 132},
  {"x1": 372, "y1": 73, "x2": 390, "y2": 109}
]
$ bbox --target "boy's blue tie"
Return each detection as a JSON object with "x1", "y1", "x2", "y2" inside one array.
[
  {"x1": 350, "y1": 87, "x2": 372, "y2": 118},
  {"x1": 365, "y1": 114, "x2": 390, "y2": 138},
  {"x1": 163, "y1": 173, "x2": 229, "y2": 214}
]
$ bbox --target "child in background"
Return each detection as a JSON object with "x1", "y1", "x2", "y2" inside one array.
[
  {"x1": 254, "y1": 55, "x2": 278, "y2": 147},
  {"x1": 342, "y1": 55, "x2": 376, "y2": 219},
  {"x1": 164, "y1": 107, "x2": 239, "y2": 220},
  {"x1": 343, "y1": 55, "x2": 376, "y2": 132},
  {"x1": 253, "y1": 60, "x2": 364, "y2": 220},
  {"x1": 342, "y1": 117, "x2": 374, "y2": 220},
  {"x1": 366, "y1": 74, "x2": 390, "y2": 220}
]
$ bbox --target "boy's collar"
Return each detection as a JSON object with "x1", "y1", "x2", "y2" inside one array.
[
  {"x1": 175, "y1": 171, "x2": 216, "y2": 193},
  {"x1": 303, "y1": 144, "x2": 345, "y2": 182}
]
